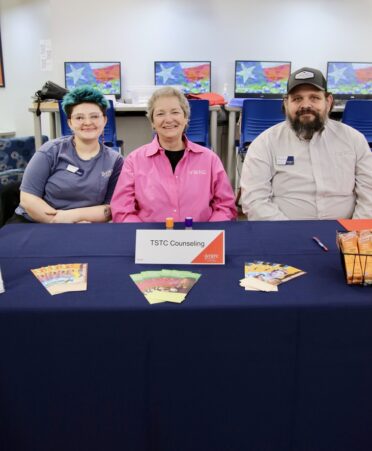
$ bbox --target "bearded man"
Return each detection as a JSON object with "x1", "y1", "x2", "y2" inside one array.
[{"x1": 240, "y1": 67, "x2": 372, "y2": 220}]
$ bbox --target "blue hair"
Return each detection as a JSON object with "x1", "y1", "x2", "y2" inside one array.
[{"x1": 62, "y1": 86, "x2": 109, "y2": 117}]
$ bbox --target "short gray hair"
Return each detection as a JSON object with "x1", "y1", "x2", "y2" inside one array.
[{"x1": 147, "y1": 87, "x2": 190, "y2": 125}]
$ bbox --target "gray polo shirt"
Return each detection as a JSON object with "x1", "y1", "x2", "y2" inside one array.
[{"x1": 16, "y1": 136, "x2": 123, "y2": 219}]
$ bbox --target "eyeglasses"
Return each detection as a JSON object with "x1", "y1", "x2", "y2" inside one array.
[{"x1": 70, "y1": 113, "x2": 104, "y2": 123}]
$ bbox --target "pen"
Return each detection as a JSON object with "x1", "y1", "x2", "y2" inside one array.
[{"x1": 312, "y1": 236, "x2": 329, "y2": 252}]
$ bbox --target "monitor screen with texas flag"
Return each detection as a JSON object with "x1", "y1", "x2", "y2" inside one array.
[
  {"x1": 154, "y1": 61, "x2": 211, "y2": 94},
  {"x1": 326, "y1": 62, "x2": 372, "y2": 99},
  {"x1": 64, "y1": 61, "x2": 122, "y2": 98},
  {"x1": 234, "y1": 60, "x2": 291, "y2": 98}
]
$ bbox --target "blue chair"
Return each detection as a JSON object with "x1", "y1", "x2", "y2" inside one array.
[
  {"x1": 58, "y1": 99, "x2": 72, "y2": 137},
  {"x1": 239, "y1": 98, "x2": 285, "y2": 153},
  {"x1": 186, "y1": 99, "x2": 210, "y2": 148},
  {"x1": 0, "y1": 135, "x2": 48, "y2": 185},
  {"x1": 342, "y1": 100, "x2": 372, "y2": 147},
  {"x1": 236, "y1": 98, "x2": 285, "y2": 198},
  {"x1": 0, "y1": 135, "x2": 48, "y2": 225},
  {"x1": 58, "y1": 100, "x2": 123, "y2": 152}
]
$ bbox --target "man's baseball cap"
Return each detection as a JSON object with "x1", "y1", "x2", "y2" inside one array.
[{"x1": 287, "y1": 67, "x2": 327, "y2": 93}]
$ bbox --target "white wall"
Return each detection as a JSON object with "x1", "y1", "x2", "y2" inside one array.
[
  {"x1": 0, "y1": 0, "x2": 371, "y2": 136},
  {"x1": 0, "y1": 0, "x2": 51, "y2": 135}
]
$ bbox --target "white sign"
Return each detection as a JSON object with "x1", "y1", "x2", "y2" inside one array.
[
  {"x1": 40, "y1": 39, "x2": 53, "y2": 71},
  {"x1": 135, "y1": 230, "x2": 225, "y2": 265}
]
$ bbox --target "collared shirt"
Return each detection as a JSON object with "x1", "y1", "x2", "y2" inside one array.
[
  {"x1": 111, "y1": 136, "x2": 237, "y2": 222},
  {"x1": 240, "y1": 119, "x2": 372, "y2": 220}
]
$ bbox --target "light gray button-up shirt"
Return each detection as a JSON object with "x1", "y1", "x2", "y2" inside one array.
[{"x1": 240, "y1": 119, "x2": 372, "y2": 220}]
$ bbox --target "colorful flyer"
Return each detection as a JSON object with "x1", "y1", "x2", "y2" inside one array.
[
  {"x1": 31, "y1": 263, "x2": 88, "y2": 295},
  {"x1": 241, "y1": 261, "x2": 305, "y2": 292},
  {"x1": 130, "y1": 269, "x2": 201, "y2": 304}
]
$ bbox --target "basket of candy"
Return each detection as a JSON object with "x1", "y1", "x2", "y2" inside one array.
[{"x1": 337, "y1": 229, "x2": 372, "y2": 285}]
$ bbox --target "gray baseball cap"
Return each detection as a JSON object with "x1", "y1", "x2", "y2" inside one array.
[{"x1": 287, "y1": 67, "x2": 327, "y2": 93}]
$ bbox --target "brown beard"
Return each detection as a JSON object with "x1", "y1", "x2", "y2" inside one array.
[{"x1": 288, "y1": 108, "x2": 325, "y2": 140}]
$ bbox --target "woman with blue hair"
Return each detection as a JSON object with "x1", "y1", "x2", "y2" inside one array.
[{"x1": 11, "y1": 86, "x2": 123, "y2": 223}]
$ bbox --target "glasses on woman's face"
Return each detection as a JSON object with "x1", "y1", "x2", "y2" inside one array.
[{"x1": 70, "y1": 113, "x2": 103, "y2": 123}]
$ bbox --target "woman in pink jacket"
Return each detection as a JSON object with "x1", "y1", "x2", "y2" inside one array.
[{"x1": 111, "y1": 87, "x2": 237, "y2": 223}]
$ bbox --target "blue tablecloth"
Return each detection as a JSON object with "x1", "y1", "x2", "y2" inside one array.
[{"x1": 0, "y1": 221, "x2": 371, "y2": 451}]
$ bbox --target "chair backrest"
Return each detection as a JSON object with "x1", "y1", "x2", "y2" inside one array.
[
  {"x1": 58, "y1": 100, "x2": 72, "y2": 137},
  {"x1": 0, "y1": 135, "x2": 48, "y2": 174},
  {"x1": 0, "y1": 135, "x2": 48, "y2": 225},
  {"x1": 240, "y1": 98, "x2": 285, "y2": 149},
  {"x1": 58, "y1": 100, "x2": 121, "y2": 151},
  {"x1": 342, "y1": 100, "x2": 372, "y2": 145},
  {"x1": 103, "y1": 100, "x2": 119, "y2": 148},
  {"x1": 186, "y1": 99, "x2": 210, "y2": 148}
]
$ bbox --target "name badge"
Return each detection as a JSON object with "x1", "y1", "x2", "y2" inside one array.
[
  {"x1": 66, "y1": 164, "x2": 84, "y2": 176},
  {"x1": 276, "y1": 156, "x2": 294, "y2": 165},
  {"x1": 135, "y1": 230, "x2": 225, "y2": 265}
]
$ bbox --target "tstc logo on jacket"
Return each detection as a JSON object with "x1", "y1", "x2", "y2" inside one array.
[{"x1": 189, "y1": 169, "x2": 207, "y2": 175}]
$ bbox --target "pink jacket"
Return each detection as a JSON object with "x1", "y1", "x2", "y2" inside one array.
[{"x1": 111, "y1": 136, "x2": 237, "y2": 223}]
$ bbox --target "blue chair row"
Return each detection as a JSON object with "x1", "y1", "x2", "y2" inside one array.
[
  {"x1": 238, "y1": 99, "x2": 372, "y2": 151},
  {"x1": 58, "y1": 100, "x2": 123, "y2": 152}
]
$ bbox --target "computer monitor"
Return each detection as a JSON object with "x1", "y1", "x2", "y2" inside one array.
[
  {"x1": 326, "y1": 62, "x2": 372, "y2": 99},
  {"x1": 64, "y1": 62, "x2": 122, "y2": 98},
  {"x1": 154, "y1": 61, "x2": 211, "y2": 94},
  {"x1": 234, "y1": 60, "x2": 291, "y2": 98}
]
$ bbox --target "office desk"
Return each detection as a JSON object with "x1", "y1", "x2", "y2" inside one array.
[
  {"x1": 1, "y1": 221, "x2": 372, "y2": 451},
  {"x1": 0, "y1": 130, "x2": 16, "y2": 138},
  {"x1": 29, "y1": 102, "x2": 220, "y2": 154}
]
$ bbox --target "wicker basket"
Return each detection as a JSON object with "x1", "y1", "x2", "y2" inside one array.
[{"x1": 337, "y1": 231, "x2": 372, "y2": 286}]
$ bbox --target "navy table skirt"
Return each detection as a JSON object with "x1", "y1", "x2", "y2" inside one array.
[{"x1": 0, "y1": 221, "x2": 371, "y2": 451}]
